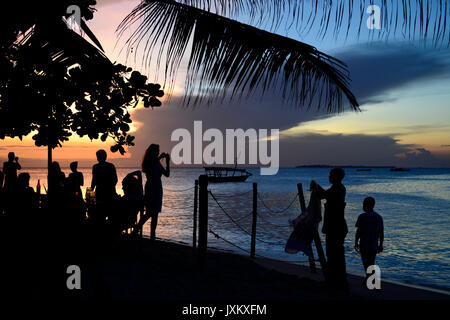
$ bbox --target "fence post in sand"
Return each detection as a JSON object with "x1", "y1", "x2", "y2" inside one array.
[
  {"x1": 297, "y1": 183, "x2": 317, "y2": 273},
  {"x1": 193, "y1": 179, "x2": 198, "y2": 249},
  {"x1": 250, "y1": 182, "x2": 258, "y2": 258},
  {"x1": 198, "y1": 175, "x2": 208, "y2": 266},
  {"x1": 313, "y1": 231, "x2": 327, "y2": 278}
]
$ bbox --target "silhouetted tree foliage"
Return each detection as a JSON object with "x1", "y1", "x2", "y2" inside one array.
[{"x1": 0, "y1": 0, "x2": 164, "y2": 154}]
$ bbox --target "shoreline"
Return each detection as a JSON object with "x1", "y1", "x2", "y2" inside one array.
[
  {"x1": 157, "y1": 235, "x2": 450, "y2": 296},
  {"x1": 68, "y1": 236, "x2": 449, "y2": 301},
  {"x1": 165, "y1": 237, "x2": 450, "y2": 299}
]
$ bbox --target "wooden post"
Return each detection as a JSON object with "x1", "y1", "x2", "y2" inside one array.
[
  {"x1": 193, "y1": 179, "x2": 199, "y2": 248},
  {"x1": 313, "y1": 231, "x2": 327, "y2": 277},
  {"x1": 250, "y1": 183, "x2": 258, "y2": 258},
  {"x1": 297, "y1": 183, "x2": 317, "y2": 273},
  {"x1": 198, "y1": 175, "x2": 208, "y2": 265}
]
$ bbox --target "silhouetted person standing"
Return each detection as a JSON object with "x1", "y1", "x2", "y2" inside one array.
[
  {"x1": 312, "y1": 168, "x2": 348, "y2": 291},
  {"x1": 66, "y1": 161, "x2": 85, "y2": 224},
  {"x1": 355, "y1": 197, "x2": 384, "y2": 286},
  {"x1": 67, "y1": 161, "x2": 84, "y2": 197},
  {"x1": 47, "y1": 161, "x2": 66, "y2": 220},
  {"x1": 135, "y1": 144, "x2": 170, "y2": 241},
  {"x1": 91, "y1": 149, "x2": 118, "y2": 204},
  {"x1": 48, "y1": 161, "x2": 65, "y2": 197},
  {"x1": 3, "y1": 152, "x2": 21, "y2": 193}
]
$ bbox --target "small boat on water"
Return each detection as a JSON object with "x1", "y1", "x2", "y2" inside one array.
[
  {"x1": 204, "y1": 166, "x2": 252, "y2": 183},
  {"x1": 391, "y1": 167, "x2": 410, "y2": 172},
  {"x1": 357, "y1": 168, "x2": 372, "y2": 172}
]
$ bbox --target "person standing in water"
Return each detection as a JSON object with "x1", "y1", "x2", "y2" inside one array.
[
  {"x1": 135, "y1": 144, "x2": 170, "y2": 241},
  {"x1": 311, "y1": 168, "x2": 348, "y2": 291}
]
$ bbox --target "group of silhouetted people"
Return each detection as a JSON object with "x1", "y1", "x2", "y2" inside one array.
[
  {"x1": 0, "y1": 144, "x2": 171, "y2": 298},
  {"x1": 311, "y1": 168, "x2": 384, "y2": 291},
  {"x1": 0, "y1": 144, "x2": 170, "y2": 241},
  {"x1": 87, "y1": 146, "x2": 170, "y2": 240},
  {"x1": 0, "y1": 153, "x2": 38, "y2": 222}
]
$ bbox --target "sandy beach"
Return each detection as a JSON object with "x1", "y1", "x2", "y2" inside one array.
[{"x1": 63, "y1": 236, "x2": 449, "y2": 302}]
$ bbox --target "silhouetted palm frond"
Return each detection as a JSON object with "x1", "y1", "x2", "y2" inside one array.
[
  {"x1": 158, "y1": 0, "x2": 450, "y2": 43},
  {"x1": 0, "y1": 0, "x2": 104, "y2": 52},
  {"x1": 118, "y1": 0, "x2": 359, "y2": 111},
  {"x1": 80, "y1": 19, "x2": 105, "y2": 52}
]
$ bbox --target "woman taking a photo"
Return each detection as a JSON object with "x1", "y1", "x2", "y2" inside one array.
[{"x1": 135, "y1": 144, "x2": 170, "y2": 240}]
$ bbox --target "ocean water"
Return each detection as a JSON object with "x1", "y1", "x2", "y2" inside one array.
[{"x1": 25, "y1": 167, "x2": 450, "y2": 291}]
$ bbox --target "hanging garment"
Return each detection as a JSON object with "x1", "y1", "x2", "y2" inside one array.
[{"x1": 285, "y1": 189, "x2": 322, "y2": 255}]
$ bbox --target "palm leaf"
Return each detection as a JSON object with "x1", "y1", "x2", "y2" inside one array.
[
  {"x1": 80, "y1": 19, "x2": 105, "y2": 52},
  {"x1": 19, "y1": 19, "x2": 110, "y2": 69},
  {"x1": 118, "y1": 0, "x2": 359, "y2": 112},
  {"x1": 124, "y1": 1, "x2": 450, "y2": 43}
]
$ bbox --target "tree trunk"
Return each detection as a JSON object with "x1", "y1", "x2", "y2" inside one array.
[{"x1": 48, "y1": 144, "x2": 52, "y2": 192}]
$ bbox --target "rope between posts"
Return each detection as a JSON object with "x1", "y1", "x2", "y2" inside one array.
[
  {"x1": 256, "y1": 214, "x2": 291, "y2": 231},
  {"x1": 209, "y1": 226, "x2": 301, "y2": 261},
  {"x1": 209, "y1": 227, "x2": 250, "y2": 254},
  {"x1": 209, "y1": 190, "x2": 254, "y2": 237},
  {"x1": 209, "y1": 190, "x2": 286, "y2": 246},
  {"x1": 257, "y1": 192, "x2": 299, "y2": 214},
  {"x1": 234, "y1": 211, "x2": 254, "y2": 222},
  {"x1": 208, "y1": 212, "x2": 254, "y2": 227},
  {"x1": 209, "y1": 189, "x2": 253, "y2": 198}
]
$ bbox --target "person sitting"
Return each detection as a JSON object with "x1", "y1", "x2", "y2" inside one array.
[
  {"x1": 13, "y1": 173, "x2": 38, "y2": 226},
  {"x1": 110, "y1": 171, "x2": 144, "y2": 234}
]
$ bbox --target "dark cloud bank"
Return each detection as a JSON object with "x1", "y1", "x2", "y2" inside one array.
[{"x1": 125, "y1": 43, "x2": 450, "y2": 168}]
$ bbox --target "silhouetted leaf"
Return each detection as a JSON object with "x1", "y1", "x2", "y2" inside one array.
[
  {"x1": 101, "y1": 133, "x2": 108, "y2": 142},
  {"x1": 149, "y1": 96, "x2": 162, "y2": 108}
]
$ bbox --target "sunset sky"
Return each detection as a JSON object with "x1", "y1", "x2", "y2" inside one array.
[{"x1": 1, "y1": 0, "x2": 450, "y2": 169}]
